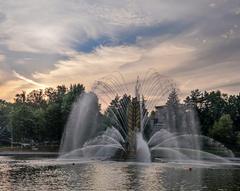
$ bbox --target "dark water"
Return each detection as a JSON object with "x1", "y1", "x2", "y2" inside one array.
[{"x1": 1, "y1": 156, "x2": 240, "y2": 191}]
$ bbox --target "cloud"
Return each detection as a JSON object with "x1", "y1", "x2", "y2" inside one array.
[
  {"x1": 0, "y1": 54, "x2": 5, "y2": 62},
  {"x1": 31, "y1": 42, "x2": 195, "y2": 93},
  {"x1": 0, "y1": 0, "x2": 240, "y2": 101},
  {"x1": 13, "y1": 70, "x2": 47, "y2": 88},
  {"x1": 176, "y1": 61, "x2": 240, "y2": 96},
  {"x1": 0, "y1": 70, "x2": 47, "y2": 100},
  {"x1": 0, "y1": 0, "x2": 228, "y2": 54},
  {"x1": 0, "y1": 79, "x2": 31, "y2": 101},
  {"x1": 33, "y1": 46, "x2": 143, "y2": 88},
  {"x1": 0, "y1": 0, "x2": 162, "y2": 54}
]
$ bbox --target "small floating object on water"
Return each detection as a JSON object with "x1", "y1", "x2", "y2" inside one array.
[
  {"x1": 188, "y1": 167, "x2": 192, "y2": 171},
  {"x1": 72, "y1": 163, "x2": 75, "y2": 165}
]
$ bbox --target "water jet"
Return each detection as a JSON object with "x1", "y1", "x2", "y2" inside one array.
[{"x1": 59, "y1": 71, "x2": 234, "y2": 163}]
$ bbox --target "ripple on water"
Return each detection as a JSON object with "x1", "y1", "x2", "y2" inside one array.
[{"x1": 0, "y1": 158, "x2": 240, "y2": 190}]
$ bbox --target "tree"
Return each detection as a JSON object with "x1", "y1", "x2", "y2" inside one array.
[
  {"x1": 9, "y1": 104, "x2": 35, "y2": 142},
  {"x1": 184, "y1": 90, "x2": 229, "y2": 135},
  {"x1": 209, "y1": 114, "x2": 234, "y2": 145},
  {"x1": 7, "y1": 83, "x2": 86, "y2": 144},
  {"x1": 166, "y1": 89, "x2": 180, "y2": 132},
  {"x1": 226, "y1": 94, "x2": 240, "y2": 132},
  {"x1": 0, "y1": 99, "x2": 9, "y2": 129},
  {"x1": 103, "y1": 94, "x2": 131, "y2": 138},
  {"x1": 15, "y1": 91, "x2": 27, "y2": 103},
  {"x1": 0, "y1": 100, "x2": 11, "y2": 144},
  {"x1": 27, "y1": 89, "x2": 46, "y2": 107},
  {"x1": 61, "y1": 84, "x2": 85, "y2": 119},
  {"x1": 104, "y1": 95, "x2": 121, "y2": 129},
  {"x1": 57, "y1": 85, "x2": 67, "y2": 97},
  {"x1": 33, "y1": 108, "x2": 47, "y2": 142},
  {"x1": 184, "y1": 89, "x2": 203, "y2": 108},
  {"x1": 44, "y1": 87, "x2": 58, "y2": 103},
  {"x1": 236, "y1": 132, "x2": 240, "y2": 147},
  {"x1": 44, "y1": 103, "x2": 64, "y2": 142},
  {"x1": 166, "y1": 88, "x2": 180, "y2": 107}
]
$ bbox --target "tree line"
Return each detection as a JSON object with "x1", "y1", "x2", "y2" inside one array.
[
  {"x1": 184, "y1": 89, "x2": 240, "y2": 151},
  {"x1": 0, "y1": 84, "x2": 85, "y2": 145},
  {"x1": 0, "y1": 85, "x2": 240, "y2": 152}
]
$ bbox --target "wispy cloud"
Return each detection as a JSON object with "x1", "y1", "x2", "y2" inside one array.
[
  {"x1": 0, "y1": 0, "x2": 239, "y2": 100},
  {"x1": 13, "y1": 70, "x2": 47, "y2": 88}
]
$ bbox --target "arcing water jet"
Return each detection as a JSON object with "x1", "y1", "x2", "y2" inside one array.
[{"x1": 59, "y1": 71, "x2": 234, "y2": 163}]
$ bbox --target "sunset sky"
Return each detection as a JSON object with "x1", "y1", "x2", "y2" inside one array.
[{"x1": 0, "y1": 0, "x2": 240, "y2": 101}]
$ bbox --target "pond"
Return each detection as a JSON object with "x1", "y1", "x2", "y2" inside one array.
[{"x1": 1, "y1": 156, "x2": 240, "y2": 190}]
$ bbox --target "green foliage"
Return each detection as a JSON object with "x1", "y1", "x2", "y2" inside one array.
[
  {"x1": 1, "y1": 83, "x2": 240, "y2": 153},
  {"x1": 9, "y1": 104, "x2": 35, "y2": 142},
  {"x1": 1, "y1": 83, "x2": 85, "y2": 145},
  {"x1": 104, "y1": 94, "x2": 131, "y2": 138},
  {"x1": 61, "y1": 84, "x2": 85, "y2": 118},
  {"x1": 185, "y1": 90, "x2": 228, "y2": 135},
  {"x1": 0, "y1": 100, "x2": 11, "y2": 144},
  {"x1": 0, "y1": 99, "x2": 10, "y2": 129},
  {"x1": 44, "y1": 103, "x2": 63, "y2": 141},
  {"x1": 236, "y1": 132, "x2": 240, "y2": 146},
  {"x1": 185, "y1": 90, "x2": 240, "y2": 149},
  {"x1": 209, "y1": 114, "x2": 233, "y2": 145},
  {"x1": 33, "y1": 108, "x2": 47, "y2": 142},
  {"x1": 27, "y1": 89, "x2": 46, "y2": 107},
  {"x1": 14, "y1": 91, "x2": 27, "y2": 103},
  {"x1": 166, "y1": 88, "x2": 180, "y2": 107},
  {"x1": 166, "y1": 89, "x2": 181, "y2": 132}
]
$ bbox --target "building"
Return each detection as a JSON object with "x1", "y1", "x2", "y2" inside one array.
[{"x1": 150, "y1": 104, "x2": 198, "y2": 135}]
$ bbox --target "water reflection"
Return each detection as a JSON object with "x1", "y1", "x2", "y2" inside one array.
[
  {"x1": 0, "y1": 157, "x2": 12, "y2": 190},
  {"x1": 0, "y1": 157, "x2": 240, "y2": 190}
]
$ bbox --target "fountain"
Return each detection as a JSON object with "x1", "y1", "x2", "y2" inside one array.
[{"x1": 59, "y1": 71, "x2": 234, "y2": 163}]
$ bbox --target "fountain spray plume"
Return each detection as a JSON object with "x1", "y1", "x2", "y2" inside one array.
[{"x1": 59, "y1": 70, "x2": 234, "y2": 163}]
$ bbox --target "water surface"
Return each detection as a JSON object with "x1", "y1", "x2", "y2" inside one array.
[{"x1": 0, "y1": 156, "x2": 240, "y2": 190}]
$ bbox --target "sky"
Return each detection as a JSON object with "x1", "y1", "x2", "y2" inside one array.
[{"x1": 0, "y1": 0, "x2": 240, "y2": 101}]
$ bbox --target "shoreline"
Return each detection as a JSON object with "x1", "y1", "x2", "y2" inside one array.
[{"x1": 0, "y1": 150, "x2": 59, "y2": 157}]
